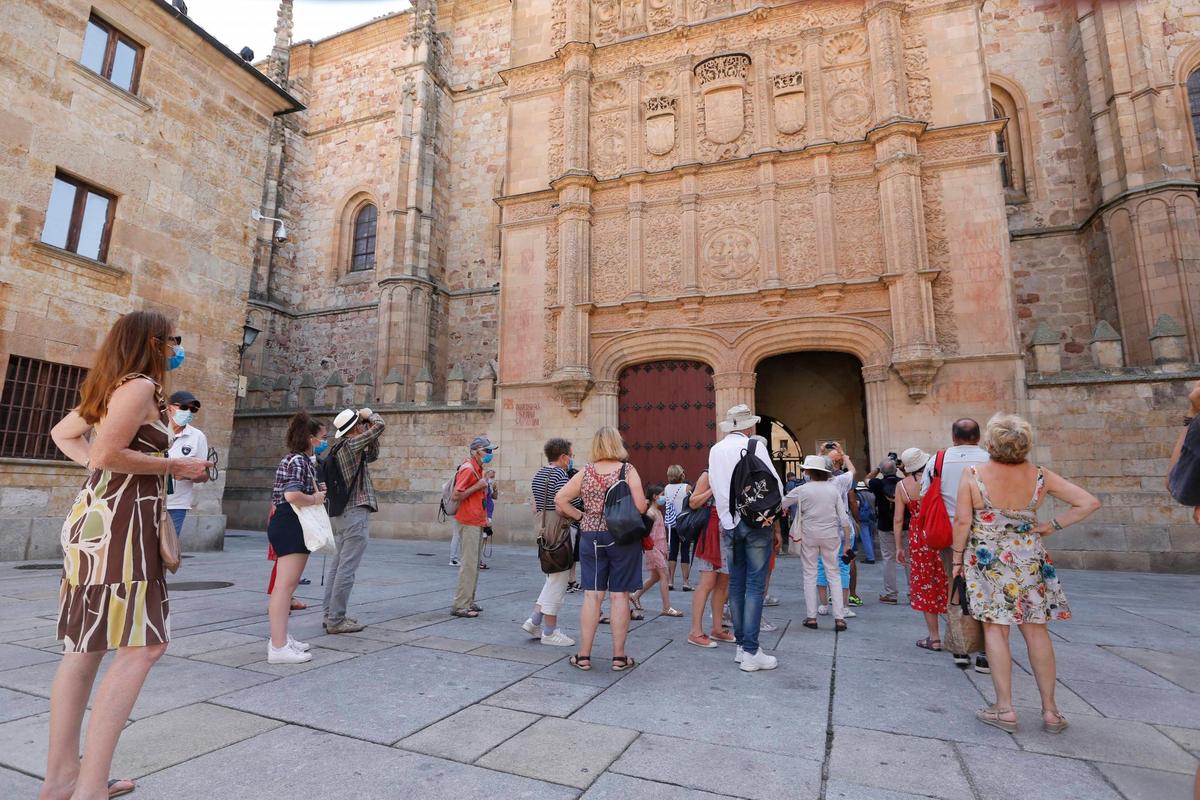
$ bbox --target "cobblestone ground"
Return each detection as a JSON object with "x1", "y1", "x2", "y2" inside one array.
[{"x1": 1, "y1": 533, "x2": 1197, "y2": 799}]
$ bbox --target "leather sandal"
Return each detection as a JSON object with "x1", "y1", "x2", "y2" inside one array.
[
  {"x1": 451, "y1": 608, "x2": 479, "y2": 618},
  {"x1": 611, "y1": 655, "x2": 636, "y2": 671},
  {"x1": 1043, "y1": 711, "x2": 1069, "y2": 734},
  {"x1": 916, "y1": 637, "x2": 943, "y2": 651},
  {"x1": 108, "y1": 778, "x2": 135, "y2": 798},
  {"x1": 802, "y1": 619, "x2": 819, "y2": 629},
  {"x1": 835, "y1": 620, "x2": 848, "y2": 632},
  {"x1": 569, "y1": 654, "x2": 591, "y2": 671},
  {"x1": 976, "y1": 706, "x2": 1018, "y2": 733},
  {"x1": 662, "y1": 607, "x2": 684, "y2": 617}
]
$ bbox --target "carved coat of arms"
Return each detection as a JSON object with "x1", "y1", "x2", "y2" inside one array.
[
  {"x1": 694, "y1": 54, "x2": 751, "y2": 145},
  {"x1": 644, "y1": 96, "x2": 677, "y2": 155},
  {"x1": 772, "y1": 72, "x2": 805, "y2": 134}
]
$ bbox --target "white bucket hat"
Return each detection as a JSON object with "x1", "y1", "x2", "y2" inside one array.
[
  {"x1": 333, "y1": 408, "x2": 358, "y2": 439},
  {"x1": 719, "y1": 403, "x2": 761, "y2": 433},
  {"x1": 800, "y1": 454, "x2": 832, "y2": 473},
  {"x1": 900, "y1": 447, "x2": 931, "y2": 474}
]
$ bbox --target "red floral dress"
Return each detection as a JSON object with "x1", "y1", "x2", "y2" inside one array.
[{"x1": 900, "y1": 480, "x2": 948, "y2": 614}]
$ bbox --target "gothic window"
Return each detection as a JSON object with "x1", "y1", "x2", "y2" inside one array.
[
  {"x1": 1188, "y1": 69, "x2": 1200, "y2": 156},
  {"x1": 990, "y1": 83, "x2": 1028, "y2": 202},
  {"x1": 350, "y1": 204, "x2": 376, "y2": 271}
]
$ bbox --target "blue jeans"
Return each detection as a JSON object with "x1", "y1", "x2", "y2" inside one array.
[
  {"x1": 856, "y1": 520, "x2": 876, "y2": 561},
  {"x1": 724, "y1": 520, "x2": 773, "y2": 656},
  {"x1": 168, "y1": 509, "x2": 187, "y2": 536}
]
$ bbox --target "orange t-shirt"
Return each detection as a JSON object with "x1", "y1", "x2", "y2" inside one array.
[{"x1": 453, "y1": 459, "x2": 487, "y2": 527}]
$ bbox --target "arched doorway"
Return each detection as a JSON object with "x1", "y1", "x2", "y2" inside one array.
[
  {"x1": 754, "y1": 352, "x2": 869, "y2": 472},
  {"x1": 617, "y1": 360, "x2": 715, "y2": 486}
]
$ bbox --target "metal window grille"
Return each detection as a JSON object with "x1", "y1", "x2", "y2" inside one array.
[{"x1": 0, "y1": 356, "x2": 88, "y2": 460}]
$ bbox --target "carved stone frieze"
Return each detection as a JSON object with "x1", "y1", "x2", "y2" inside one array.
[
  {"x1": 593, "y1": 0, "x2": 679, "y2": 44},
  {"x1": 825, "y1": 66, "x2": 872, "y2": 141},
  {"x1": 694, "y1": 54, "x2": 752, "y2": 146},
  {"x1": 823, "y1": 30, "x2": 868, "y2": 64},
  {"x1": 644, "y1": 95, "x2": 677, "y2": 156},
  {"x1": 702, "y1": 226, "x2": 760, "y2": 282},
  {"x1": 590, "y1": 112, "x2": 628, "y2": 178},
  {"x1": 777, "y1": 187, "x2": 818, "y2": 284},
  {"x1": 591, "y1": 80, "x2": 628, "y2": 110},
  {"x1": 550, "y1": 0, "x2": 566, "y2": 48},
  {"x1": 644, "y1": 211, "x2": 683, "y2": 296},
  {"x1": 903, "y1": 31, "x2": 933, "y2": 122},
  {"x1": 543, "y1": 222, "x2": 560, "y2": 378},
  {"x1": 920, "y1": 172, "x2": 959, "y2": 356},
  {"x1": 591, "y1": 212, "x2": 630, "y2": 304},
  {"x1": 833, "y1": 177, "x2": 883, "y2": 278},
  {"x1": 772, "y1": 71, "x2": 805, "y2": 134}
]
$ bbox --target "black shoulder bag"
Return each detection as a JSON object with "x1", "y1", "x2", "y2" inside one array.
[
  {"x1": 536, "y1": 471, "x2": 574, "y2": 574},
  {"x1": 603, "y1": 463, "x2": 650, "y2": 546}
]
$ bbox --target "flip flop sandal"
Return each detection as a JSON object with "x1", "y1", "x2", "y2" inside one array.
[
  {"x1": 688, "y1": 634, "x2": 718, "y2": 648},
  {"x1": 663, "y1": 608, "x2": 684, "y2": 617},
  {"x1": 835, "y1": 620, "x2": 848, "y2": 632},
  {"x1": 479, "y1": 563, "x2": 490, "y2": 570},
  {"x1": 802, "y1": 619, "x2": 819, "y2": 629},
  {"x1": 570, "y1": 654, "x2": 592, "y2": 671},
  {"x1": 451, "y1": 609, "x2": 480, "y2": 618},
  {"x1": 916, "y1": 637, "x2": 943, "y2": 651},
  {"x1": 1043, "y1": 712, "x2": 1069, "y2": 734},
  {"x1": 611, "y1": 655, "x2": 636, "y2": 672},
  {"x1": 289, "y1": 599, "x2": 307, "y2": 611},
  {"x1": 976, "y1": 707, "x2": 1018, "y2": 733},
  {"x1": 599, "y1": 616, "x2": 611, "y2": 625},
  {"x1": 109, "y1": 778, "x2": 135, "y2": 798}
]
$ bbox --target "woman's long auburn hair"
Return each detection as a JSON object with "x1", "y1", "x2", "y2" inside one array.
[{"x1": 76, "y1": 310, "x2": 173, "y2": 424}]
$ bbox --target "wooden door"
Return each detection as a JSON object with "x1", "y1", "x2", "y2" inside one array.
[{"x1": 617, "y1": 360, "x2": 715, "y2": 487}]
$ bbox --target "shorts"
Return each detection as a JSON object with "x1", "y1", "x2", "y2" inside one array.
[
  {"x1": 694, "y1": 532, "x2": 732, "y2": 575},
  {"x1": 579, "y1": 530, "x2": 643, "y2": 593},
  {"x1": 816, "y1": 555, "x2": 851, "y2": 588},
  {"x1": 267, "y1": 502, "x2": 310, "y2": 557}
]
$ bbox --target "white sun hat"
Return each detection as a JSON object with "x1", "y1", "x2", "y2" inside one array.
[
  {"x1": 800, "y1": 454, "x2": 832, "y2": 473},
  {"x1": 333, "y1": 408, "x2": 358, "y2": 439},
  {"x1": 900, "y1": 447, "x2": 931, "y2": 474},
  {"x1": 719, "y1": 404, "x2": 761, "y2": 433}
]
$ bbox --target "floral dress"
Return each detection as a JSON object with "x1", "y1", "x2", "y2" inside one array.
[
  {"x1": 964, "y1": 466, "x2": 1070, "y2": 625},
  {"x1": 899, "y1": 480, "x2": 948, "y2": 614}
]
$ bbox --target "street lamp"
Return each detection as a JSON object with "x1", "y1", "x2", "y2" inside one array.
[{"x1": 239, "y1": 323, "x2": 261, "y2": 355}]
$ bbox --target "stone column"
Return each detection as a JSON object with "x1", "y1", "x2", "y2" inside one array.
[
  {"x1": 676, "y1": 55, "x2": 697, "y2": 164},
  {"x1": 564, "y1": 0, "x2": 589, "y2": 43},
  {"x1": 864, "y1": 0, "x2": 910, "y2": 124},
  {"x1": 560, "y1": 42, "x2": 592, "y2": 177},
  {"x1": 593, "y1": 380, "x2": 621, "y2": 427},
  {"x1": 750, "y1": 38, "x2": 772, "y2": 151},
  {"x1": 756, "y1": 157, "x2": 781, "y2": 288},
  {"x1": 627, "y1": 64, "x2": 643, "y2": 173},
  {"x1": 812, "y1": 147, "x2": 838, "y2": 281},
  {"x1": 712, "y1": 372, "x2": 756, "y2": 420},
  {"x1": 552, "y1": 177, "x2": 596, "y2": 414},
  {"x1": 680, "y1": 167, "x2": 700, "y2": 292},
  {"x1": 861, "y1": 363, "x2": 891, "y2": 466},
  {"x1": 626, "y1": 177, "x2": 646, "y2": 299},
  {"x1": 802, "y1": 28, "x2": 828, "y2": 143}
]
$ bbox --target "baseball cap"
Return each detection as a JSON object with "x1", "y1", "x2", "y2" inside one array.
[
  {"x1": 469, "y1": 435, "x2": 498, "y2": 452},
  {"x1": 168, "y1": 390, "x2": 200, "y2": 408}
]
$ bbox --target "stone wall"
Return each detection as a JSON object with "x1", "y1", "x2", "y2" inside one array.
[{"x1": 0, "y1": 0, "x2": 297, "y2": 559}]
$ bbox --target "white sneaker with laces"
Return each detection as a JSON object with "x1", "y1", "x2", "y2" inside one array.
[
  {"x1": 287, "y1": 634, "x2": 310, "y2": 652},
  {"x1": 734, "y1": 645, "x2": 745, "y2": 663},
  {"x1": 843, "y1": 609, "x2": 857, "y2": 618},
  {"x1": 540, "y1": 630, "x2": 575, "y2": 647},
  {"x1": 817, "y1": 605, "x2": 830, "y2": 616},
  {"x1": 268, "y1": 642, "x2": 312, "y2": 664},
  {"x1": 739, "y1": 649, "x2": 779, "y2": 672},
  {"x1": 760, "y1": 618, "x2": 778, "y2": 632},
  {"x1": 521, "y1": 619, "x2": 539, "y2": 637}
]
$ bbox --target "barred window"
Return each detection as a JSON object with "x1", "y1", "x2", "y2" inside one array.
[
  {"x1": 350, "y1": 204, "x2": 377, "y2": 271},
  {"x1": 0, "y1": 356, "x2": 88, "y2": 461}
]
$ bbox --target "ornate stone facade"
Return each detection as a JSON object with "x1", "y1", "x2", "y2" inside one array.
[{"x1": 223, "y1": 0, "x2": 1200, "y2": 571}]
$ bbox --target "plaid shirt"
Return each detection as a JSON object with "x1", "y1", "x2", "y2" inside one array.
[
  {"x1": 330, "y1": 412, "x2": 385, "y2": 512},
  {"x1": 271, "y1": 453, "x2": 317, "y2": 505}
]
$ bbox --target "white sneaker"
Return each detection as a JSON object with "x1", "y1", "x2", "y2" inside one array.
[
  {"x1": 734, "y1": 645, "x2": 745, "y2": 663},
  {"x1": 268, "y1": 642, "x2": 312, "y2": 664},
  {"x1": 287, "y1": 634, "x2": 310, "y2": 652},
  {"x1": 817, "y1": 605, "x2": 830, "y2": 616},
  {"x1": 739, "y1": 649, "x2": 779, "y2": 672},
  {"x1": 843, "y1": 609, "x2": 857, "y2": 619},
  {"x1": 521, "y1": 619, "x2": 539, "y2": 638},
  {"x1": 540, "y1": 630, "x2": 575, "y2": 647},
  {"x1": 760, "y1": 618, "x2": 778, "y2": 633},
  {"x1": 449, "y1": 558, "x2": 460, "y2": 567}
]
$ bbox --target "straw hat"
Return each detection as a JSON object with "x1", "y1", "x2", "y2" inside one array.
[
  {"x1": 719, "y1": 404, "x2": 761, "y2": 433},
  {"x1": 900, "y1": 447, "x2": 931, "y2": 474},
  {"x1": 800, "y1": 454, "x2": 832, "y2": 474}
]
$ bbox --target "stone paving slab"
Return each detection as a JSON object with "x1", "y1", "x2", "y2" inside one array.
[
  {"x1": 470, "y1": 642, "x2": 571, "y2": 666},
  {"x1": 157, "y1": 630, "x2": 262, "y2": 658},
  {"x1": 1104, "y1": 645, "x2": 1200, "y2": 691},
  {"x1": 582, "y1": 773, "x2": 735, "y2": 800},
  {"x1": 1158, "y1": 724, "x2": 1200, "y2": 756},
  {"x1": 961, "y1": 667, "x2": 1098, "y2": 717},
  {"x1": 1095, "y1": 762, "x2": 1198, "y2": 800},
  {"x1": 0, "y1": 766, "x2": 39, "y2": 798},
  {"x1": 213, "y1": 645, "x2": 538, "y2": 745},
  {"x1": 823, "y1": 781, "x2": 941, "y2": 799},
  {"x1": 1010, "y1": 705, "x2": 1198, "y2": 774},
  {"x1": 610, "y1": 732, "x2": 821, "y2": 800},
  {"x1": 0, "y1": 643, "x2": 59, "y2": 673},
  {"x1": 483, "y1": 676, "x2": 604, "y2": 717},
  {"x1": 477, "y1": 716, "x2": 638, "y2": 789},
  {"x1": 957, "y1": 742, "x2": 1123, "y2": 800},
  {"x1": 0, "y1": 687, "x2": 48, "y2": 723},
  {"x1": 827, "y1": 726, "x2": 970, "y2": 800},
  {"x1": 396, "y1": 703, "x2": 541, "y2": 763},
  {"x1": 134, "y1": 723, "x2": 578, "y2": 800},
  {"x1": 1063, "y1": 679, "x2": 1200, "y2": 729}
]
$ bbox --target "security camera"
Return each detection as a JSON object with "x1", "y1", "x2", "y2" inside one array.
[
  {"x1": 274, "y1": 224, "x2": 288, "y2": 243},
  {"x1": 251, "y1": 209, "x2": 289, "y2": 243}
]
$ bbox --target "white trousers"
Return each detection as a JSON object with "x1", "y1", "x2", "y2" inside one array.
[
  {"x1": 802, "y1": 537, "x2": 846, "y2": 620},
  {"x1": 536, "y1": 570, "x2": 571, "y2": 616}
]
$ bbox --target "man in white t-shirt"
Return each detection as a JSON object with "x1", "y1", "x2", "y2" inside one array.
[
  {"x1": 921, "y1": 417, "x2": 989, "y2": 673},
  {"x1": 166, "y1": 390, "x2": 210, "y2": 536}
]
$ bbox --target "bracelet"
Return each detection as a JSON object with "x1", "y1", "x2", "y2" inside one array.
[
  {"x1": 1051, "y1": 518, "x2": 1064, "y2": 531},
  {"x1": 952, "y1": 548, "x2": 964, "y2": 553}
]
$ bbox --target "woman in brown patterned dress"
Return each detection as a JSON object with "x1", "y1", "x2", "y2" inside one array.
[{"x1": 44, "y1": 311, "x2": 209, "y2": 800}]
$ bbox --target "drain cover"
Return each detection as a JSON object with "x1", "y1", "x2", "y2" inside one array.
[
  {"x1": 14, "y1": 563, "x2": 61, "y2": 570},
  {"x1": 168, "y1": 581, "x2": 234, "y2": 591}
]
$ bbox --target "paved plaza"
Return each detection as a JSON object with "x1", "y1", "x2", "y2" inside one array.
[{"x1": 0, "y1": 533, "x2": 1197, "y2": 799}]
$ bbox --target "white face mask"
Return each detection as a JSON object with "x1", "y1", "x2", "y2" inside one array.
[{"x1": 172, "y1": 409, "x2": 194, "y2": 427}]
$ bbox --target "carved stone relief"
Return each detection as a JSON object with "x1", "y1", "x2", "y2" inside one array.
[
  {"x1": 644, "y1": 96, "x2": 677, "y2": 156},
  {"x1": 772, "y1": 72, "x2": 805, "y2": 134},
  {"x1": 644, "y1": 210, "x2": 682, "y2": 296},
  {"x1": 543, "y1": 221, "x2": 559, "y2": 378},
  {"x1": 593, "y1": 0, "x2": 678, "y2": 44},
  {"x1": 591, "y1": 212, "x2": 630, "y2": 304},
  {"x1": 703, "y1": 227, "x2": 760, "y2": 281},
  {"x1": 646, "y1": 70, "x2": 676, "y2": 95},
  {"x1": 921, "y1": 172, "x2": 959, "y2": 355},
  {"x1": 823, "y1": 31, "x2": 868, "y2": 64},
  {"x1": 904, "y1": 32, "x2": 933, "y2": 122},
  {"x1": 694, "y1": 54, "x2": 751, "y2": 145},
  {"x1": 833, "y1": 178, "x2": 883, "y2": 278},
  {"x1": 825, "y1": 66, "x2": 873, "y2": 142},
  {"x1": 771, "y1": 42, "x2": 804, "y2": 73},
  {"x1": 590, "y1": 112, "x2": 628, "y2": 178},
  {"x1": 550, "y1": 0, "x2": 566, "y2": 48},
  {"x1": 591, "y1": 80, "x2": 627, "y2": 110},
  {"x1": 777, "y1": 187, "x2": 818, "y2": 285}
]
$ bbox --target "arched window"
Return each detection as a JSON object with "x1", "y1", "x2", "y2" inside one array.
[
  {"x1": 1189, "y1": 68, "x2": 1200, "y2": 155},
  {"x1": 990, "y1": 81, "x2": 1029, "y2": 202},
  {"x1": 350, "y1": 204, "x2": 377, "y2": 271}
]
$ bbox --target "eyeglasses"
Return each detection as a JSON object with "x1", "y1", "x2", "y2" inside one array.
[
  {"x1": 167, "y1": 336, "x2": 182, "y2": 346},
  {"x1": 173, "y1": 403, "x2": 200, "y2": 413}
]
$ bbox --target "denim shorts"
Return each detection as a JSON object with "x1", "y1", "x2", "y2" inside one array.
[
  {"x1": 694, "y1": 532, "x2": 732, "y2": 575},
  {"x1": 579, "y1": 530, "x2": 643, "y2": 593}
]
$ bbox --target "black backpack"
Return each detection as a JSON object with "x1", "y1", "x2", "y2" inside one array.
[
  {"x1": 875, "y1": 475, "x2": 900, "y2": 527},
  {"x1": 602, "y1": 464, "x2": 652, "y2": 546},
  {"x1": 318, "y1": 441, "x2": 365, "y2": 518},
  {"x1": 674, "y1": 494, "x2": 710, "y2": 544},
  {"x1": 728, "y1": 438, "x2": 782, "y2": 529}
]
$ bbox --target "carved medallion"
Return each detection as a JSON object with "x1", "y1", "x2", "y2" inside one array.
[
  {"x1": 646, "y1": 69, "x2": 675, "y2": 94},
  {"x1": 772, "y1": 72, "x2": 805, "y2": 135},
  {"x1": 694, "y1": 54, "x2": 751, "y2": 145},
  {"x1": 824, "y1": 31, "x2": 868, "y2": 64},
  {"x1": 644, "y1": 96, "x2": 677, "y2": 156},
  {"x1": 702, "y1": 226, "x2": 759, "y2": 280},
  {"x1": 591, "y1": 80, "x2": 627, "y2": 110}
]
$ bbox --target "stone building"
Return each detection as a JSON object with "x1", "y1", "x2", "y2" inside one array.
[
  {"x1": 0, "y1": 0, "x2": 301, "y2": 559},
  {"x1": 228, "y1": 0, "x2": 1200, "y2": 571}
]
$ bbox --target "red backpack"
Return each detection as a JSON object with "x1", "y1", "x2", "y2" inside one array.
[{"x1": 919, "y1": 450, "x2": 953, "y2": 550}]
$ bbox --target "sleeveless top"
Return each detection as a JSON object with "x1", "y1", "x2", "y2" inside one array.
[
  {"x1": 580, "y1": 464, "x2": 619, "y2": 532},
  {"x1": 897, "y1": 479, "x2": 924, "y2": 545}
]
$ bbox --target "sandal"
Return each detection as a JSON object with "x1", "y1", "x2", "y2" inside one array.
[
  {"x1": 976, "y1": 706, "x2": 1018, "y2": 733},
  {"x1": 631, "y1": 596, "x2": 644, "y2": 611},
  {"x1": 1043, "y1": 711, "x2": 1069, "y2": 734},
  {"x1": 599, "y1": 616, "x2": 611, "y2": 625},
  {"x1": 470, "y1": 603, "x2": 483, "y2": 612},
  {"x1": 688, "y1": 633, "x2": 718, "y2": 648},
  {"x1": 835, "y1": 620, "x2": 848, "y2": 632},
  {"x1": 109, "y1": 779, "x2": 135, "y2": 798},
  {"x1": 683, "y1": 584, "x2": 694, "y2": 592},
  {"x1": 611, "y1": 655, "x2": 636, "y2": 672},
  {"x1": 803, "y1": 619, "x2": 818, "y2": 629},
  {"x1": 630, "y1": 610, "x2": 645, "y2": 621},
  {"x1": 916, "y1": 637, "x2": 943, "y2": 651},
  {"x1": 662, "y1": 608, "x2": 684, "y2": 617},
  {"x1": 570, "y1": 654, "x2": 592, "y2": 671},
  {"x1": 479, "y1": 563, "x2": 489, "y2": 570},
  {"x1": 289, "y1": 598, "x2": 307, "y2": 611},
  {"x1": 451, "y1": 608, "x2": 480, "y2": 618}
]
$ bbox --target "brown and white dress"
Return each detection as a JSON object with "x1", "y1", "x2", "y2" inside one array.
[{"x1": 57, "y1": 374, "x2": 172, "y2": 653}]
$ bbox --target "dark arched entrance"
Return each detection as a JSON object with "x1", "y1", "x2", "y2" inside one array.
[{"x1": 617, "y1": 360, "x2": 715, "y2": 486}]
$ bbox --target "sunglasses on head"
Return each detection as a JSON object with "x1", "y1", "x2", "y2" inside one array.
[{"x1": 158, "y1": 335, "x2": 182, "y2": 346}]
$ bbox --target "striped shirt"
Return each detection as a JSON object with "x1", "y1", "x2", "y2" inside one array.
[{"x1": 532, "y1": 465, "x2": 568, "y2": 512}]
